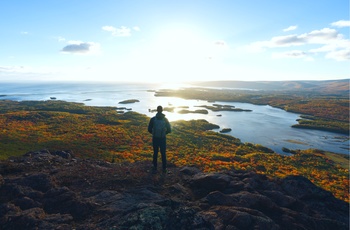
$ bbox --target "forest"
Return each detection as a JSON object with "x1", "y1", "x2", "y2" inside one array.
[{"x1": 0, "y1": 100, "x2": 348, "y2": 202}]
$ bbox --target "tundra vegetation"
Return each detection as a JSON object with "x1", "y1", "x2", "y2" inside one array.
[{"x1": 0, "y1": 100, "x2": 348, "y2": 202}]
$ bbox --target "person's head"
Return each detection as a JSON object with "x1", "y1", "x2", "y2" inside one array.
[{"x1": 157, "y1": 105, "x2": 163, "y2": 113}]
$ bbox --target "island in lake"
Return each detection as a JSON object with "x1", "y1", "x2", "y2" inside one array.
[
  {"x1": 195, "y1": 104, "x2": 252, "y2": 112},
  {"x1": 119, "y1": 99, "x2": 140, "y2": 104},
  {"x1": 177, "y1": 109, "x2": 209, "y2": 114},
  {"x1": 220, "y1": 128, "x2": 232, "y2": 133}
]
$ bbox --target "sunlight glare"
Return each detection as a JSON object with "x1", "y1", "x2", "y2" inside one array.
[
  {"x1": 151, "y1": 96, "x2": 214, "y2": 122},
  {"x1": 101, "y1": 25, "x2": 231, "y2": 83},
  {"x1": 147, "y1": 26, "x2": 213, "y2": 82}
]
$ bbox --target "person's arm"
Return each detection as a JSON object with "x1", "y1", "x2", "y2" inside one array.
[
  {"x1": 148, "y1": 117, "x2": 154, "y2": 134},
  {"x1": 165, "y1": 118, "x2": 171, "y2": 134}
]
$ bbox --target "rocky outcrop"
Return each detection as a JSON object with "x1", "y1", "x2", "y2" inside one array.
[{"x1": 0, "y1": 150, "x2": 348, "y2": 229}]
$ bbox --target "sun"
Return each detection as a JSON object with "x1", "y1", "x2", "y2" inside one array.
[
  {"x1": 106, "y1": 24, "x2": 227, "y2": 83},
  {"x1": 146, "y1": 26, "x2": 214, "y2": 82}
]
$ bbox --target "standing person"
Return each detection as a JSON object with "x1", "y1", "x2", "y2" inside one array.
[{"x1": 148, "y1": 105, "x2": 171, "y2": 173}]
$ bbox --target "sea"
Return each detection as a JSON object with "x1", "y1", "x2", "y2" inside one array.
[{"x1": 0, "y1": 81, "x2": 349, "y2": 155}]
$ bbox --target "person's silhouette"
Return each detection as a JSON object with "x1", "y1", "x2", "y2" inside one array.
[{"x1": 148, "y1": 105, "x2": 171, "y2": 173}]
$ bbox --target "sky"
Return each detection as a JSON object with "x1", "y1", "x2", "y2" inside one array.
[{"x1": 0, "y1": 0, "x2": 349, "y2": 83}]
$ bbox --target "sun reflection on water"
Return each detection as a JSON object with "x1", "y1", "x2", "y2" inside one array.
[{"x1": 147, "y1": 96, "x2": 213, "y2": 122}]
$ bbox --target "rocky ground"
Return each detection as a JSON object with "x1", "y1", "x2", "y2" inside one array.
[{"x1": 0, "y1": 150, "x2": 348, "y2": 230}]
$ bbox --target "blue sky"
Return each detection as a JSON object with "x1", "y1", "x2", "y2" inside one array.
[{"x1": 0, "y1": 0, "x2": 349, "y2": 83}]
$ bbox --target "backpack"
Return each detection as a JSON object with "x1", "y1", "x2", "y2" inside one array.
[{"x1": 153, "y1": 118, "x2": 166, "y2": 138}]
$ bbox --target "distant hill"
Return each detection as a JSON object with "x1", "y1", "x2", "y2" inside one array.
[{"x1": 192, "y1": 79, "x2": 350, "y2": 94}]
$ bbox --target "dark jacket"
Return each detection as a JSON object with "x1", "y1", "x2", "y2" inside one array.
[{"x1": 148, "y1": 112, "x2": 171, "y2": 136}]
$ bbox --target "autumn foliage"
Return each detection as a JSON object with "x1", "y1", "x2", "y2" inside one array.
[{"x1": 0, "y1": 100, "x2": 348, "y2": 202}]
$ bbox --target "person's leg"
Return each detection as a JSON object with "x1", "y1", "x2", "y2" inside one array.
[
  {"x1": 152, "y1": 138, "x2": 159, "y2": 170},
  {"x1": 159, "y1": 138, "x2": 167, "y2": 171}
]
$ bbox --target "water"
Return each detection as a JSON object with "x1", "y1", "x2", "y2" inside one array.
[{"x1": 0, "y1": 81, "x2": 349, "y2": 155}]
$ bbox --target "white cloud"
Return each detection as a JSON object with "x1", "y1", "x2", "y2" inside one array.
[
  {"x1": 20, "y1": 31, "x2": 29, "y2": 35},
  {"x1": 133, "y1": 26, "x2": 140, "y2": 31},
  {"x1": 57, "y1": 36, "x2": 66, "y2": 42},
  {"x1": 325, "y1": 49, "x2": 350, "y2": 61},
  {"x1": 272, "y1": 50, "x2": 314, "y2": 61},
  {"x1": 273, "y1": 50, "x2": 307, "y2": 58},
  {"x1": 61, "y1": 41, "x2": 100, "y2": 54},
  {"x1": 283, "y1": 25, "x2": 298, "y2": 32},
  {"x1": 102, "y1": 26, "x2": 116, "y2": 32},
  {"x1": 256, "y1": 28, "x2": 339, "y2": 48},
  {"x1": 305, "y1": 28, "x2": 339, "y2": 43},
  {"x1": 271, "y1": 34, "x2": 306, "y2": 47},
  {"x1": 310, "y1": 38, "x2": 350, "y2": 52},
  {"x1": 331, "y1": 20, "x2": 350, "y2": 28},
  {"x1": 248, "y1": 34, "x2": 305, "y2": 52},
  {"x1": 248, "y1": 25, "x2": 349, "y2": 61},
  {"x1": 102, "y1": 25, "x2": 135, "y2": 37}
]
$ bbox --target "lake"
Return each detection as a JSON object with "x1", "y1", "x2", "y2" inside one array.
[{"x1": 0, "y1": 81, "x2": 349, "y2": 155}]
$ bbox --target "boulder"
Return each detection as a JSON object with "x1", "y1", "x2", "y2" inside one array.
[
  {"x1": 281, "y1": 175, "x2": 333, "y2": 200},
  {"x1": 189, "y1": 172, "x2": 232, "y2": 196},
  {"x1": 43, "y1": 186, "x2": 93, "y2": 219},
  {"x1": 14, "y1": 196, "x2": 42, "y2": 210},
  {"x1": 52, "y1": 150, "x2": 72, "y2": 159},
  {"x1": 17, "y1": 173, "x2": 54, "y2": 193}
]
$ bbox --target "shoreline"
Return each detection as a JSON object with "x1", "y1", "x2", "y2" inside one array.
[{"x1": 153, "y1": 88, "x2": 349, "y2": 135}]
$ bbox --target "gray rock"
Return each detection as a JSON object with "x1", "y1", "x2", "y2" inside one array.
[
  {"x1": 189, "y1": 172, "x2": 232, "y2": 196},
  {"x1": 52, "y1": 150, "x2": 72, "y2": 159},
  {"x1": 0, "y1": 151, "x2": 348, "y2": 230}
]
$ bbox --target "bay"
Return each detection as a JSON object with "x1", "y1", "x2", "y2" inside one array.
[{"x1": 0, "y1": 81, "x2": 348, "y2": 155}]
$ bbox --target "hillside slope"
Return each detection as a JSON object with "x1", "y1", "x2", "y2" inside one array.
[
  {"x1": 0, "y1": 100, "x2": 348, "y2": 202},
  {"x1": 0, "y1": 150, "x2": 348, "y2": 230}
]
